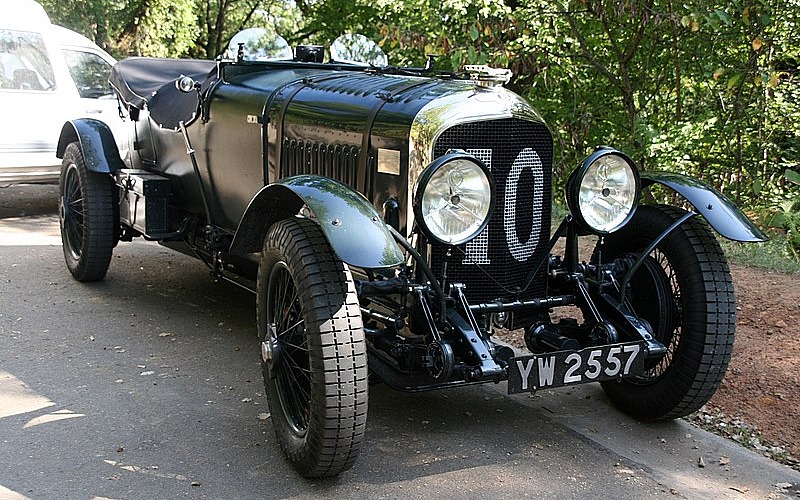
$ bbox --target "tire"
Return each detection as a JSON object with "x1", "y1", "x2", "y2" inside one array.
[
  {"x1": 596, "y1": 205, "x2": 735, "y2": 420},
  {"x1": 58, "y1": 142, "x2": 115, "y2": 281},
  {"x1": 257, "y1": 217, "x2": 367, "y2": 477}
]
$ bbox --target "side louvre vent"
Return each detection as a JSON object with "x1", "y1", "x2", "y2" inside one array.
[{"x1": 281, "y1": 139, "x2": 360, "y2": 188}]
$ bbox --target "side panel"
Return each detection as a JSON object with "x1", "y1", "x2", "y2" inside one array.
[
  {"x1": 139, "y1": 124, "x2": 205, "y2": 219},
  {"x1": 200, "y1": 84, "x2": 267, "y2": 230},
  {"x1": 273, "y1": 73, "x2": 434, "y2": 195}
]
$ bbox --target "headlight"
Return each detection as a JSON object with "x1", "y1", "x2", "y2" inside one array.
[
  {"x1": 414, "y1": 152, "x2": 494, "y2": 246},
  {"x1": 566, "y1": 148, "x2": 640, "y2": 234}
]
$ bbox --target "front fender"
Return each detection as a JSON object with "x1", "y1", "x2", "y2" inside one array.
[
  {"x1": 641, "y1": 171, "x2": 767, "y2": 242},
  {"x1": 56, "y1": 118, "x2": 125, "y2": 173},
  {"x1": 229, "y1": 175, "x2": 405, "y2": 269}
]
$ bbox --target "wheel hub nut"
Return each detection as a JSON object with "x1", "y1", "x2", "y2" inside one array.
[
  {"x1": 261, "y1": 324, "x2": 277, "y2": 363},
  {"x1": 261, "y1": 340, "x2": 272, "y2": 363}
]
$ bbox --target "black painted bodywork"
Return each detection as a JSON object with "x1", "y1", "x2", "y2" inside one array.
[
  {"x1": 54, "y1": 49, "x2": 766, "y2": 396},
  {"x1": 105, "y1": 57, "x2": 559, "y2": 305},
  {"x1": 49, "y1": 41, "x2": 775, "y2": 481}
]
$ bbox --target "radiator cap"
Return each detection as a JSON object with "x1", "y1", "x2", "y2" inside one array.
[{"x1": 464, "y1": 65, "x2": 512, "y2": 87}]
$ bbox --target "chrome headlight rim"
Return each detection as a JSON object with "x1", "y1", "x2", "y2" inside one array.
[
  {"x1": 566, "y1": 148, "x2": 640, "y2": 235},
  {"x1": 413, "y1": 152, "x2": 495, "y2": 247}
]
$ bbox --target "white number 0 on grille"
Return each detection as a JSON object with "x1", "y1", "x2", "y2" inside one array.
[{"x1": 463, "y1": 148, "x2": 545, "y2": 265}]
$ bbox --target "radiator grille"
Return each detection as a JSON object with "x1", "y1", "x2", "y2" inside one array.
[{"x1": 431, "y1": 118, "x2": 553, "y2": 305}]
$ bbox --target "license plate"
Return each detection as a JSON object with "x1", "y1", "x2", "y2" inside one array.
[{"x1": 507, "y1": 341, "x2": 646, "y2": 394}]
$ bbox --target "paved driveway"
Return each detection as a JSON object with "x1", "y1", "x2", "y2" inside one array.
[{"x1": 1, "y1": 185, "x2": 798, "y2": 499}]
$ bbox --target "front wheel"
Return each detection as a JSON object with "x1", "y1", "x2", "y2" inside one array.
[
  {"x1": 596, "y1": 205, "x2": 735, "y2": 420},
  {"x1": 59, "y1": 142, "x2": 115, "y2": 281},
  {"x1": 257, "y1": 218, "x2": 367, "y2": 477}
]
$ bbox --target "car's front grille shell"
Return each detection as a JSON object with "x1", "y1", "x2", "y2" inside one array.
[{"x1": 430, "y1": 118, "x2": 553, "y2": 306}]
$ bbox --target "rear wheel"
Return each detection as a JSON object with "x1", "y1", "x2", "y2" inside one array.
[
  {"x1": 596, "y1": 205, "x2": 735, "y2": 420},
  {"x1": 59, "y1": 142, "x2": 115, "y2": 281},
  {"x1": 257, "y1": 218, "x2": 367, "y2": 477}
]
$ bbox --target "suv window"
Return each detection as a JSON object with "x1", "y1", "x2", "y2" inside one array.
[
  {"x1": 0, "y1": 29, "x2": 55, "y2": 91},
  {"x1": 63, "y1": 49, "x2": 112, "y2": 98}
]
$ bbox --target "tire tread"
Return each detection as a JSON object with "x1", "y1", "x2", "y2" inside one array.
[
  {"x1": 258, "y1": 218, "x2": 367, "y2": 477},
  {"x1": 59, "y1": 142, "x2": 115, "y2": 281}
]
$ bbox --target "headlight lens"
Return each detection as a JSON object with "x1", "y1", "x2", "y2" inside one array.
[
  {"x1": 414, "y1": 153, "x2": 494, "y2": 246},
  {"x1": 567, "y1": 149, "x2": 639, "y2": 234}
]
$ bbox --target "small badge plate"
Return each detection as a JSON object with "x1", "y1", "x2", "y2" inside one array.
[{"x1": 377, "y1": 148, "x2": 401, "y2": 175}]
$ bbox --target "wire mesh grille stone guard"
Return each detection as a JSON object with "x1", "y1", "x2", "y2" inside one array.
[{"x1": 431, "y1": 118, "x2": 553, "y2": 310}]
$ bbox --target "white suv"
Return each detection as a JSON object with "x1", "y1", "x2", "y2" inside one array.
[{"x1": 0, "y1": 0, "x2": 122, "y2": 186}]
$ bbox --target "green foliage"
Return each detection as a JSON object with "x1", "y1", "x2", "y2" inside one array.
[
  {"x1": 38, "y1": 0, "x2": 118, "y2": 52},
  {"x1": 193, "y1": 0, "x2": 303, "y2": 59},
  {"x1": 767, "y1": 200, "x2": 800, "y2": 254},
  {"x1": 40, "y1": 0, "x2": 198, "y2": 57},
  {"x1": 786, "y1": 169, "x2": 800, "y2": 186},
  {"x1": 40, "y1": 0, "x2": 300, "y2": 59},
  {"x1": 762, "y1": 170, "x2": 800, "y2": 259},
  {"x1": 38, "y1": 0, "x2": 800, "y2": 239},
  {"x1": 723, "y1": 231, "x2": 800, "y2": 274},
  {"x1": 123, "y1": 0, "x2": 198, "y2": 57}
]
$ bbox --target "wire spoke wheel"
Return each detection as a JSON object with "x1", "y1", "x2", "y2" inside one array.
[
  {"x1": 596, "y1": 205, "x2": 735, "y2": 420},
  {"x1": 267, "y1": 261, "x2": 311, "y2": 436},
  {"x1": 61, "y1": 164, "x2": 86, "y2": 261},
  {"x1": 643, "y1": 250, "x2": 681, "y2": 378},
  {"x1": 257, "y1": 218, "x2": 367, "y2": 478},
  {"x1": 621, "y1": 249, "x2": 681, "y2": 381}
]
